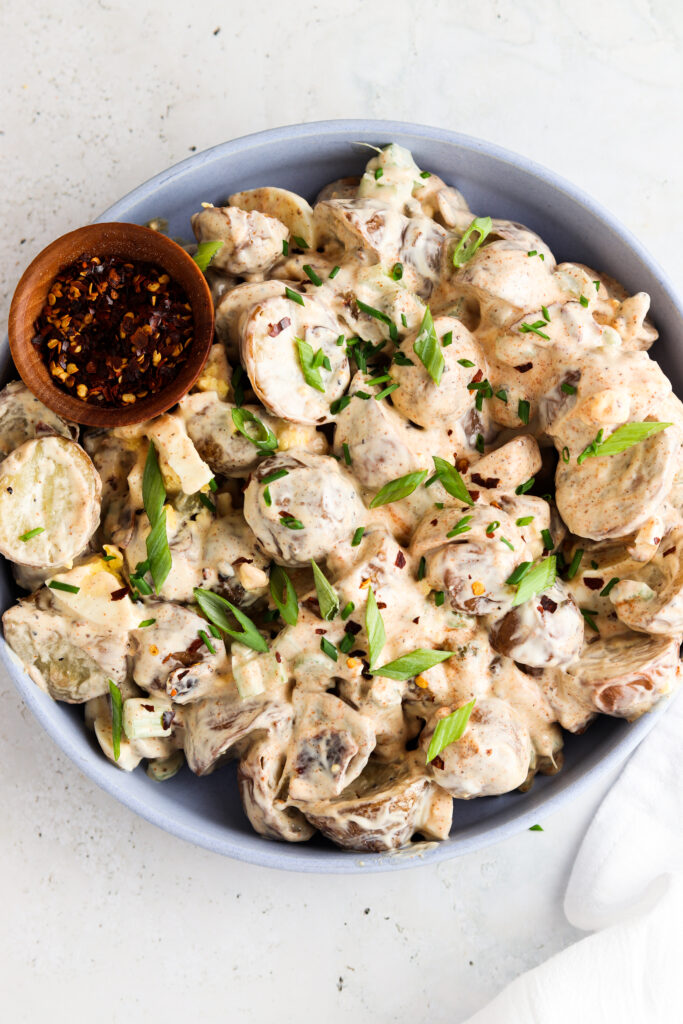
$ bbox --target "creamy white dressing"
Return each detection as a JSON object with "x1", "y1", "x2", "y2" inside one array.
[{"x1": 2, "y1": 143, "x2": 682, "y2": 852}]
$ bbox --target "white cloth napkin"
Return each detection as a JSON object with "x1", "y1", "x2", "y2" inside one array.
[{"x1": 464, "y1": 693, "x2": 683, "y2": 1024}]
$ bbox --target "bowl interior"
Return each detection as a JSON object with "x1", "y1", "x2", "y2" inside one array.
[
  {"x1": 8, "y1": 222, "x2": 214, "y2": 427},
  {"x1": 2, "y1": 120, "x2": 680, "y2": 872}
]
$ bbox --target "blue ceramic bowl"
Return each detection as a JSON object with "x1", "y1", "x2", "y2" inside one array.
[{"x1": 2, "y1": 120, "x2": 680, "y2": 872}]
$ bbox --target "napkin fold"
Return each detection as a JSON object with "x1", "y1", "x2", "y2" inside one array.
[{"x1": 464, "y1": 694, "x2": 682, "y2": 1024}]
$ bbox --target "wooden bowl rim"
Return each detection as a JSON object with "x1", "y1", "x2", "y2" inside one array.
[{"x1": 7, "y1": 222, "x2": 214, "y2": 427}]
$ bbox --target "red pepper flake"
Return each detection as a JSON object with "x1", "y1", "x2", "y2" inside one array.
[
  {"x1": 395, "y1": 551, "x2": 407, "y2": 569},
  {"x1": 584, "y1": 577, "x2": 604, "y2": 590},
  {"x1": 267, "y1": 317, "x2": 291, "y2": 337},
  {"x1": 275, "y1": 651, "x2": 282, "y2": 663},
  {"x1": 315, "y1": 628, "x2": 327, "y2": 635},
  {"x1": 31, "y1": 255, "x2": 194, "y2": 407},
  {"x1": 514, "y1": 362, "x2": 533, "y2": 373},
  {"x1": 456, "y1": 457, "x2": 469, "y2": 473},
  {"x1": 539, "y1": 595, "x2": 558, "y2": 613},
  {"x1": 377, "y1": 601, "x2": 387, "y2": 610},
  {"x1": 663, "y1": 546, "x2": 676, "y2": 556},
  {"x1": 469, "y1": 490, "x2": 480, "y2": 502},
  {"x1": 110, "y1": 587, "x2": 129, "y2": 601},
  {"x1": 345, "y1": 621, "x2": 362, "y2": 635},
  {"x1": 470, "y1": 369, "x2": 484, "y2": 384},
  {"x1": 142, "y1": 704, "x2": 155, "y2": 712},
  {"x1": 161, "y1": 710, "x2": 175, "y2": 730},
  {"x1": 432, "y1": 755, "x2": 445, "y2": 770},
  {"x1": 471, "y1": 473, "x2": 500, "y2": 488}
]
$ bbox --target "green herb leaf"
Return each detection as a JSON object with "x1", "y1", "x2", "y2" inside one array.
[
  {"x1": 579, "y1": 421, "x2": 672, "y2": 464},
  {"x1": 351, "y1": 526, "x2": 365, "y2": 546},
  {"x1": 48, "y1": 580, "x2": 80, "y2": 594},
  {"x1": 146, "y1": 509, "x2": 172, "y2": 592},
  {"x1": 138, "y1": 618, "x2": 156, "y2": 628},
  {"x1": 452, "y1": 217, "x2": 492, "y2": 268},
  {"x1": 320, "y1": 637, "x2": 338, "y2": 661},
  {"x1": 518, "y1": 399, "x2": 530, "y2": 425},
  {"x1": 302, "y1": 264, "x2": 323, "y2": 286},
  {"x1": 311, "y1": 560, "x2": 339, "y2": 621},
  {"x1": 19, "y1": 527, "x2": 45, "y2": 542},
  {"x1": 231, "y1": 408, "x2": 278, "y2": 451},
  {"x1": 369, "y1": 469, "x2": 428, "y2": 508},
  {"x1": 512, "y1": 556, "x2": 556, "y2": 607},
  {"x1": 193, "y1": 240, "x2": 224, "y2": 273},
  {"x1": 269, "y1": 564, "x2": 299, "y2": 626},
  {"x1": 194, "y1": 587, "x2": 268, "y2": 653},
  {"x1": 142, "y1": 441, "x2": 166, "y2": 527},
  {"x1": 432, "y1": 456, "x2": 474, "y2": 505},
  {"x1": 413, "y1": 307, "x2": 445, "y2": 385},
  {"x1": 446, "y1": 515, "x2": 473, "y2": 538},
  {"x1": 426, "y1": 698, "x2": 476, "y2": 763},
  {"x1": 285, "y1": 286, "x2": 305, "y2": 306},
  {"x1": 198, "y1": 630, "x2": 216, "y2": 654},
  {"x1": 372, "y1": 648, "x2": 454, "y2": 681},
  {"x1": 108, "y1": 680, "x2": 123, "y2": 761},
  {"x1": 292, "y1": 235, "x2": 309, "y2": 250},
  {"x1": 296, "y1": 337, "x2": 326, "y2": 392},
  {"x1": 365, "y1": 586, "x2": 386, "y2": 667},
  {"x1": 529, "y1": 824, "x2": 544, "y2": 832},
  {"x1": 341, "y1": 601, "x2": 355, "y2": 620}
]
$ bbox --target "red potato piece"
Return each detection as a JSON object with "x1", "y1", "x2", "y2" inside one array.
[
  {"x1": 191, "y1": 205, "x2": 288, "y2": 276},
  {"x1": 421, "y1": 697, "x2": 532, "y2": 799},
  {"x1": 183, "y1": 693, "x2": 293, "y2": 776},
  {"x1": 610, "y1": 531, "x2": 683, "y2": 636},
  {"x1": 302, "y1": 758, "x2": 453, "y2": 852},
  {"x1": 489, "y1": 581, "x2": 584, "y2": 668},
  {"x1": 0, "y1": 379, "x2": 78, "y2": 460},
  {"x1": 564, "y1": 633, "x2": 680, "y2": 720},
  {"x1": 229, "y1": 186, "x2": 317, "y2": 250},
  {"x1": 238, "y1": 729, "x2": 315, "y2": 843}
]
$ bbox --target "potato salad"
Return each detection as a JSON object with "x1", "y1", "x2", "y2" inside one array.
[{"x1": 2, "y1": 143, "x2": 681, "y2": 852}]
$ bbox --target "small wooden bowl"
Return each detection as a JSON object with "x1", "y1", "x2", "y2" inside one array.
[{"x1": 8, "y1": 222, "x2": 215, "y2": 427}]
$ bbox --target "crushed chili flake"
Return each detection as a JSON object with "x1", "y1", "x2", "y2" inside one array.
[
  {"x1": 539, "y1": 595, "x2": 558, "y2": 613},
  {"x1": 110, "y1": 586, "x2": 129, "y2": 601},
  {"x1": 663, "y1": 546, "x2": 676, "y2": 556},
  {"x1": 584, "y1": 577, "x2": 604, "y2": 590},
  {"x1": 514, "y1": 362, "x2": 533, "y2": 373},
  {"x1": 32, "y1": 255, "x2": 194, "y2": 407},
  {"x1": 395, "y1": 551, "x2": 407, "y2": 569},
  {"x1": 471, "y1": 473, "x2": 500, "y2": 488},
  {"x1": 470, "y1": 369, "x2": 483, "y2": 384},
  {"x1": 267, "y1": 317, "x2": 291, "y2": 337},
  {"x1": 275, "y1": 651, "x2": 282, "y2": 663},
  {"x1": 345, "y1": 621, "x2": 362, "y2": 635}
]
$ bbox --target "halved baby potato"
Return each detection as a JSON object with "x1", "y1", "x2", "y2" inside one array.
[
  {"x1": 229, "y1": 186, "x2": 317, "y2": 250},
  {"x1": 0, "y1": 436, "x2": 101, "y2": 568},
  {"x1": 0, "y1": 380, "x2": 78, "y2": 460}
]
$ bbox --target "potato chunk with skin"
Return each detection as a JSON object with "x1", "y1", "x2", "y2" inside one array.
[
  {"x1": 0, "y1": 436, "x2": 101, "y2": 568},
  {"x1": 563, "y1": 633, "x2": 680, "y2": 720},
  {"x1": 238, "y1": 728, "x2": 315, "y2": 842},
  {"x1": 422, "y1": 697, "x2": 532, "y2": 799},
  {"x1": 183, "y1": 692, "x2": 292, "y2": 776},
  {"x1": 3, "y1": 589, "x2": 130, "y2": 703},
  {"x1": 555, "y1": 423, "x2": 679, "y2": 542},
  {"x1": 243, "y1": 452, "x2": 366, "y2": 567},
  {"x1": 130, "y1": 600, "x2": 229, "y2": 697},
  {"x1": 283, "y1": 692, "x2": 376, "y2": 803},
  {"x1": 301, "y1": 757, "x2": 453, "y2": 852},
  {"x1": 411, "y1": 504, "x2": 531, "y2": 615},
  {"x1": 241, "y1": 292, "x2": 350, "y2": 424},
  {"x1": 229, "y1": 186, "x2": 316, "y2": 250},
  {"x1": 191, "y1": 205, "x2": 288, "y2": 276},
  {"x1": 0, "y1": 380, "x2": 78, "y2": 460},
  {"x1": 179, "y1": 392, "x2": 280, "y2": 477},
  {"x1": 610, "y1": 530, "x2": 683, "y2": 635},
  {"x1": 489, "y1": 580, "x2": 584, "y2": 668}
]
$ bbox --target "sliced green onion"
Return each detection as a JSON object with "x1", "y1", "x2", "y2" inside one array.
[
  {"x1": 516, "y1": 516, "x2": 534, "y2": 526},
  {"x1": 446, "y1": 515, "x2": 473, "y2": 538},
  {"x1": 296, "y1": 337, "x2": 326, "y2": 392},
  {"x1": 109, "y1": 680, "x2": 123, "y2": 761},
  {"x1": 561, "y1": 382, "x2": 577, "y2": 395},
  {"x1": 371, "y1": 648, "x2": 454, "y2": 681},
  {"x1": 518, "y1": 399, "x2": 530, "y2": 425},
  {"x1": 393, "y1": 350, "x2": 414, "y2": 366},
  {"x1": 541, "y1": 305, "x2": 550, "y2": 321},
  {"x1": 270, "y1": 565, "x2": 299, "y2": 626},
  {"x1": 365, "y1": 586, "x2": 386, "y2": 667},
  {"x1": 292, "y1": 235, "x2": 309, "y2": 249},
  {"x1": 600, "y1": 577, "x2": 620, "y2": 597},
  {"x1": 433, "y1": 591, "x2": 445, "y2": 607},
  {"x1": 519, "y1": 321, "x2": 550, "y2": 340},
  {"x1": 566, "y1": 549, "x2": 584, "y2": 580},
  {"x1": 457, "y1": 358, "x2": 475, "y2": 367},
  {"x1": 193, "y1": 240, "x2": 224, "y2": 273},
  {"x1": 515, "y1": 477, "x2": 535, "y2": 495},
  {"x1": 541, "y1": 529, "x2": 554, "y2": 551},
  {"x1": 452, "y1": 217, "x2": 492, "y2": 268},
  {"x1": 261, "y1": 469, "x2": 289, "y2": 485},
  {"x1": 579, "y1": 295, "x2": 589, "y2": 308},
  {"x1": 417, "y1": 556, "x2": 426, "y2": 581},
  {"x1": 432, "y1": 456, "x2": 474, "y2": 505},
  {"x1": 578, "y1": 422, "x2": 672, "y2": 464},
  {"x1": 506, "y1": 562, "x2": 532, "y2": 586},
  {"x1": 369, "y1": 470, "x2": 428, "y2": 508},
  {"x1": 341, "y1": 601, "x2": 355, "y2": 620},
  {"x1": 580, "y1": 608, "x2": 599, "y2": 632},
  {"x1": 512, "y1": 556, "x2": 556, "y2": 607},
  {"x1": 475, "y1": 434, "x2": 485, "y2": 454},
  {"x1": 500, "y1": 537, "x2": 515, "y2": 551},
  {"x1": 198, "y1": 492, "x2": 216, "y2": 513},
  {"x1": 231, "y1": 408, "x2": 278, "y2": 451},
  {"x1": 496, "y1": 389, "x2": 508, "y2": 403},
  {"x1": 391, "y1": 262, "x2": 403, "y2": 280},
  {"x1": 280, "y1": 515, "x2": 304, "y2": 530},
  {"x1": 311, "y1": 560, "x2": 339, "y2": 621},
  {"x1": 302, "y1": 264, "x2": 323, "y2": 286},
  {"x1": 342, "y1": 442, "x2": 352, "y2": 465},
  {"x1": 19, "y1": 527, "x2": 44, "y2": 542},
  {"x1": 138, "y1": 618, "x2": 156, "y2": 628},
  {"x1": 426, "y1": 698, "x2": 476, "y2": 763},
  {"x1": 194, "y1": 587, "x2": 268, "y2": 653},
  {"x1": 329, "y1": 265, "x2": 341, "y2": 279},
  {"x1": 263, "y1": 486, "x2": 272, "y2": 507},
  {"x1": 330, "y1": 395, "x2": 351, "y2": 414},
  {"x1": 285, "y1": 286, "x2": 305, "y2": 306},
  {"x1": 198, "y1": 630, "x2": 216, "y2": 654},
  {"x1": 320, "y1": 637, "x2": 338, "y2": 661},
  {"x1": 356, "y1": 298, "x2": 398, "y2": 341},
  {"x1": 413, "y1": 307, "x2": 445, "y2": 385},
  {"x1": 282, "y1": 239, "x2": 289, "y2": 256},
  {"x1": 442, "y1": 331, "x2": 453, "y2": 347},
  {"x1": 351, "y1": 526, "x2": 365, "y2": 547},
  {"x1": 375, "y1": 383, "x2": 399, "y2": 401}
]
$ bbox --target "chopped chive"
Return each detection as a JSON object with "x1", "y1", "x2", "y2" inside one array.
[
  {"x1": 591, "y1": 560, "x2": 599, "y2": 570},
  {"x1": 561, "y1": 382, "x2": 577, "y2": 395},
  {"x1": 391, "y1": 262, "x2": 403, "y2": 280},
  {"x1": 19, "y1": 526, "x2": 45, "y2": 542},
  {"x1": 48, "y1": 580, "x2": 80, "y2": 593},
  {"x1": 209, "y1": 477, "x2": 218, "y2": 492},
  {"x1": 401, "y1": 313, "x2": 408, "y2": 328},
  {"x1": 541, "y1": 305, "x2": 550, "y2": 321},
  {"x1": 393, "y1": 350, "x2": 414, "y2": 366},
  {"x1": 302, "y1": 264, "x2": 323, "y2": 286},
  {"x1": 285, "y1": 286, "x2": 305, "y2": 306},
  {"x1": 138, "y1": 618, "x2": 156, "y2": 628},
  {"x1": 486, "y1": 521, "x2": 501, "y2": 534},
  {"x1": 457, "y1": 358, "x2": 475, "y2": 367},
  {"x1": 198, "y1": 630, "x2": 216, "y2": 654},
  {"x1": 516, "y1": 516, "x2": 534, "y2": 526},
  {"x1": 515, "y1": 477, "x2": 535, "y2": 495},
  {"x1": 442, "y1": 331, "x2": 453, "y2": 347},
  {"x1": 330, "y1": 395, "x2": 351, "y2": 414},
  {"x1": 280, "y1": 515, "x2": 304, "y2": 530},
  {"x1": 541, "y1": 529, "x2": 554, "y2": 551},
  {"x1": 375, "y1": 383, "x2": 399, "y2": 401},
  {"x1": 367, "y1": 373, "x2": 391, "y2": 385},
  {"x1": 417, "y1": 556, "x2": 426, "y2": 580},
  {"x1": 594, "y1": 280, "x2": 600, "y2": 291},
  {"x1": 263, "y1": 486, "x2": 272, "y2": 507},
  {"x1": 434, "y1": 502, "x2": 444, "y2": 509},
  {"x1": 292, "y1": 235, "x2": 309, "y2": 249},
  {"x1": 420, "y1": 170, "x2": 431, "y2": 178},
  {"x1": 261, "y1": 469, "x2": 289, "y2": 485},
  {"x1": 518, "y1": 400, "x2": 530, "y2": 425},
  {"x1": 566, "y1": 549, "x2": 584, "y2": 580},
  {"x1": 199, "y1": 492, "x2": 216, "y2": 513},
  {"x1": 519, "y1": 321, "x2": 550, "y2": 340},
  {"x1": 500, "y1": 537, "x2": 515, "y2": 551},
  {"x1": 433, "y1": 591, "x2": 445, "y2": 607},
  {"x1": 342, "y1": 442, "x2": 352, "y2": 465},
  {"x1": 579, "y1": 295, "x2": 589, "y2": 307},
  {"x1": 506, "y1": 562, "x2": 532, "y2": 585},
  {"x1": 282, "y1": 239, "x2": 289, "y2": 256},
  {"x1": 447, "y1": 515, "x2": 472, "y2": 538},
  {"x1": 320, "y1": 637, "x2": 338, "y2": 661},
  {"x1": 527, "y1": 250, "x2": 537, "y2": 257},
  {"x1": 208, "y1": 623, "x2": 222, "y2": 638},
  {"x1": 496, "y1": 389, "x2": 508, "y2": 403},
  {"x1": 475, "y1": 433, "x2": 485, "y2": 454},
  {"x1": 375, "y1": 167, "x2": 384, "y2": 180},
  {"x1": 580, "y1": 608, "x2": 599, "y2": 632},
  {"x1": 102, "y1": 554, "x2": 116, "y2": 562},
  {"x1": 600, "y1": 577, "x2": 620, "y2": 597},
  {"x1": 562, "y1": 446, "x2": 570, "y2": 463},
  {"x1": 351, "y1": 526, "x2": 365, "y2": 547},
  {"x1": 529, "y1": 824, "x2": 544, "y2": 832},
  {"x1": 341, "y1": 601, "x2": 355, "y2": 620},
  {"x1": 339, "y1": 632, "x2": 355, "y2": 654},
  {"x1": 335, "y1": 334, "x2": 345, "y2": 346},
  {"x1": 329, "y1": 265, "x2": 341, "y2": 279},
  {"x1": 355, "y1": 390, "x2": 371, "y2": 400}
]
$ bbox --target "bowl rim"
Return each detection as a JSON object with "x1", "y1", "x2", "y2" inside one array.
[
  {"x1": 7, "y1": 221, "x2": 215, "y2": 427},
  {"x1": 2, "y1": 118, "x2": 681, "y2": 873}
]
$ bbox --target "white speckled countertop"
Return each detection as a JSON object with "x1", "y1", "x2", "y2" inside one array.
[{"x1": 1, "y1": 1, "x2": 681, "y2": 1020}]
